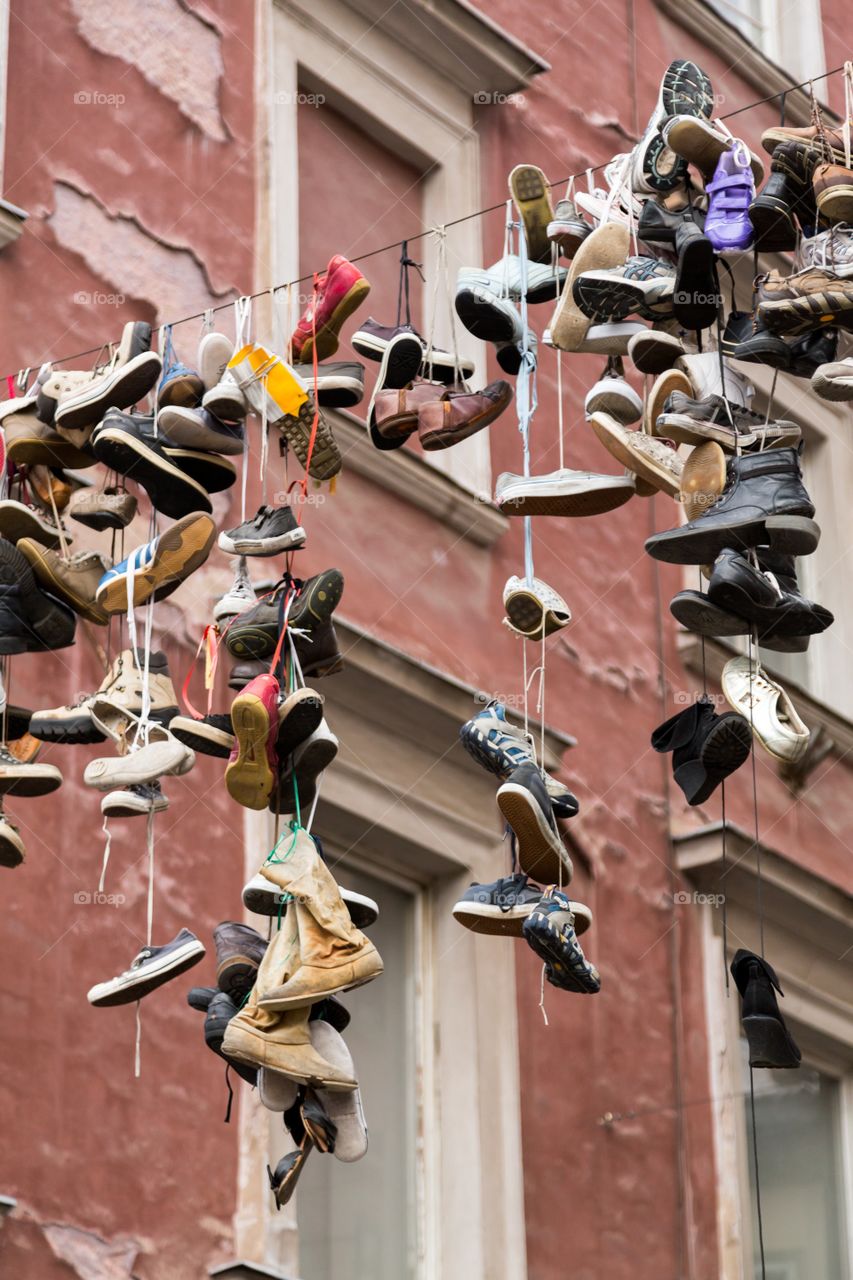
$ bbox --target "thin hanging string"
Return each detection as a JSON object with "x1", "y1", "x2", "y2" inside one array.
[
  {"x1": 424, "y1": 225, "x2": 463, "y2": 383},
  {"x1": 513, "y1": 211, "x2": 537, "y2": 586},
  {"x1": 556, "y1": 347, "x2": 565, "y2": 471},
  {"x1": 721, "y1": 783, "x2": 730, "y2": 993},
  {"x1": 538, "y1": 963, "x2": 549, "y2": 1026},
  {"x1": 747, "y1": 632, "x2": 765, "y2": 958},
  {"x1": 98, "y1": 816, "x2": 112, "y2": 893},
  {"x1": 749, "y1": 1068, "x2": 768, "y2": 1280}
]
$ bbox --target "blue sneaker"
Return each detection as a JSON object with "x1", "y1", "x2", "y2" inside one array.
[
  {"x1": 460, "y1": 701, "x2": 579, "y2": 818},
  {"x1": 523, "y1": 886, "x2": 601, "y2": 994},
  {"x1": 158, "y1": 325, "x2": 204, "y2": 409},
  {"x1": 95, "y1": 511, "x2": 216, "y2": 615}
]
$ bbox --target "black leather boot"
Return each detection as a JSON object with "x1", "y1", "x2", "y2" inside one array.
[
  {"x1": 651, "y1": 695, "x2": 752, "y2": 805},
  {"x1": 730, "y1": 949, "x2": 801, "y2": 1069},
  {"x1": 645, "y1": 446, "x2": 820, "y2": 564},
  {"x1": 673, "y1": 221, "x2": 720, "y2": 331},
  {"x1": 748, "y1": 141, "x2": 818, "y2": 251},
  {"x1": 729, "y1": 308, "x2": 793, "y2": 369}
]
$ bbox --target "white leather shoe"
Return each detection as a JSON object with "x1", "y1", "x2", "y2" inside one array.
[{"x1": 721, "y1": 656, "x2": 810, "y2": 763}]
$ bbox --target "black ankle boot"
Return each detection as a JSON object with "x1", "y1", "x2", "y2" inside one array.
[
  {"x1": 651, "y1": 695, "x2": 752, "y2": 805},
  {"x1": 788, "y1": 325, "x2": 838, "y2": 378},
  {"x1": 730, "y1": 309, "x2": 793, "y2": 369},
  {"x1": 730, "y1": 949, "x2": 801, "y2": 1069},
  {"x1": 638, "y1": 198, "x2": 705, "y2": 245},
  {"x1": 646, "y1": 446, "x2": 820, "y2": 564},
  {"x1": 748, "y1": 141, "x2": 818, "y2": 251}
]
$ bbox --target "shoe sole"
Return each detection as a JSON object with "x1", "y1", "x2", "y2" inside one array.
[
  {"x1": 271, "y1": 734, "x2": 338, "y2": 814},
  {"x1": 730, "y1": 333, "x2": 793, "y2": 368},
  {"x1": 498, "y1": 481, "x2": 635, "y2": 518},
  {"x1": 588, "y1": 414, "x2": 682, "y2": 498},
  {"x1": 634, "y1": 60, "x2": 712, "y2": 193},
  {"x1": 299, "y1": 279, "x2": 372, "y2": 363},
  {"x1": 665, "y1": 117, "x2": 764, "y2": 183},
  {"x1": 216, "y1": 954, "x2": 260, "y2": 1003},
  {"x1": 742, "y1": 1014, "x2": 801, "y2": 1069},
  {"x1": 454, "y1": 288, "x2": 519, "y2": 343},
  {"x1": 679, "y1": 440, "x2": 726, "y2": 521},
  {"x1": 812, "y1": 371, "x2": 853, "y2": 401},
  {"x1": 374, "y1": 334, "x2": 423, "y2": 393},
  {"x1": 550, "y1": 224, "x2": 630, "y2": 351},
  {"x1": 88, "y1": 940, "x2": 205, "y2": 1007},
  {"x1": 0, "y1": 763, "x2": 62, "y2": 797},
  {"x1": 759, "y1": 293, "x2": 853, "y2": 337},
  {"x1": 289, "y1": 570, "x2": 343, "y2": 630},
  {"x1": 670, "y1": 590, "x2": 749, "y2": 638},
  {"x1": 628, "y1": 334, "x2": 685, "y2": 375},
  {"x1": 547, "y1": 220, "x2": 589, "y2": 258},
  {"x1": 709, "y1": 577, "x2": 832, "y2": 637},
  {"x1": 588, "y1": 375, "x2": 659, "y2": 420},
  {"x1": 420, "y1": 387, "x2": 512, "y2": 451},
  {"x1": 278, "y1": 398, "x2": 342, "y2": 482},
  {"x1": 574, "y1": 275, "x2": 671, "y2": 324},
  {"x1": 17, "y1": 539, "x2": 109, "y2": 626},
  {"x1": 198, "y1": 332, "x2": 234, "y2": 391},
  {"x1": 674, "y1": 234, "x2": 720, "y2": 331},
  {"x1": 201, "y1": 387, "x2": 248, "y2": 423},
  {"x1": 93, "y1": 428, "x2": 212, "y2": 519},
  {"x1": 0, "y1": 539, "x2": 76, "y2": 652},
  {"x1": 101, "y1": 795, "x2": 169, "y2": 817},
  {"x1": 163, "y1": 447, "x2": 236, "y2": 494},
  {"x1": 6, "y1": 434, "x2": 95, "y2": 470},
  {"x1": 452, "y1": 900, "x2": 533, "y2": 937},
  {"x1": 643, "y1": 368, "x2": 693, "y2": 435},
  {"x1": 748, "y1": 194, "x2": 798, "y2": 252},
  {"x1": 276, "y1": 690, "x2": 324, "y2": 757},
  {"x1": 509, "y1": 165, "x2": 554, "y2": 263},
  {"x1": 496, "y1": 782, "x2": 573, "y2": 884},
  {"x1": 257, "y1": 962, "x2": 382, "y2": 1012},
  {"x1": 699, "y1": 714, "x2": 753, "y2": 785},
  {"x1": 170, "y1": 715, "x2": 235, "y2": 759},
  {"x1": 815, "y1": 188, "x2": 853, "y2": 223},
  {"x1": 97, "y1": 513, "x2": 216, "y2": 614},
  {"x1": 647, "y1": 513, "x2": 821, "y2": 564},
  {"x1": 522, "y1": 914, "x2": 600, "y2": 993},
  {"x1": 158, "y1": 373, "x2": 205, "y2": 409},
  {"x1": 225, "y1": 693, "x2": 277, "y2": 809},
  {"x1": 56, "y1": 354, "x2": 162, "y2": 433}
]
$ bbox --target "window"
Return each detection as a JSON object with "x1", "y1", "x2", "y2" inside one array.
[
  {"x1": 739, "y1": 1045, "x2": 851, "y2": 1280},
  {"x1": 705, "y1": 0, "x2": 826, "y2": 81}
]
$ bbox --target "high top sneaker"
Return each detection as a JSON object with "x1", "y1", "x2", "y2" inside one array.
[
  {"x1": 645, "y1": 447, "x2": 819, "y2": 564},
  {"x1": 29, "y1": 648, "x2": 180, "y2": 744}
]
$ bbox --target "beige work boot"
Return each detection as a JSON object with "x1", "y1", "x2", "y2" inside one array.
[
  {"x1": 96, "y1": 649, "x2": 180, "y2": 725},
  {"x1": 257, "y1": 827, "x2": 383, "y2": 1010}
]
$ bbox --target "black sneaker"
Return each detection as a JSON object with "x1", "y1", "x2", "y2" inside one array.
[
  {"x1": 353, "y1": 317, "x2": 474, "y2": 385},
  {"x1": 0, "y1": 537, "x2": 77, "y2": 655},
  {"x1": 87, "y1": 928, "x2": 205, "y2": 1006},
  {"x1": 645, "y1": 447, "x2": 819, "y2": 564},
  {"x1": 218, "y1": 504, "x2": 306, "y2": 556},
  {"x1": 788, "y1": 326, "x2": 838, "y2": 378},
  {"x1": 224, "y1": 593, "x2": 281, "y2": 660},
  {"x1": 202, "y1": 990, "x2": 258, "y2": 1084},
  {"x1": 100, "y1": 781, "x2": 169, "y2": 817},
  {"x1": 656, "y1": 391, "x2": 800, "y2": 450},
  {"x1": 651, "y1": 695, "x2": 751, "y2": 805},
  {"x1": 170, "y1": 713, "x2": 235, "y2": 759},
  {"x1": 637, "y1": 197, "x2": 705, "y2": 245},
  {"x1": 293, "y1": 360, "x2": 365, "y2": 408},
  {"x1": 730, "y1": 949, "x2": 801, "y2": 1069},
  {"x1": 213, "y1": 920, "x2": 268, "y2": 1002},
  {"x1": 673, "y1": 221, "x2": 720, "y2": 331},
  {"x1": 496, "y1": 762, "x2": 573, "y2": 885},
  {"x1": 162, "y1": 446, "x2": 235, "y2": 495},
  {"x1": 726, "y1": 310, "x2": 792, "y2": 369},
  {"x1": 309, "y1": 995, "x2": 351, "y2": 1033},
  {"x1": 374, "y1": 330, "x2": 424, "y2": 393},
  {"x1": 452, "y1": 872, "x2": 544, "y2": 936},
  {"x1": 294, "y1": 616, "x2": 344, "y2": 678},
  {"x1": 522, "y1": 886, "x2": 601, "y2": 994},
  {"x1": 187, "y1": 985, "x2": 217, "y2": 1012},
  {"x1": 707, "y1": 547, "x2": 832, "y2": 637},
  {"x1": 92, "y1": 410, "x2": 212, "y2": 519}
]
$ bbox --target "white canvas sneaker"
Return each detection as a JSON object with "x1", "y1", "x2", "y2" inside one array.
[
  {"x1": 241, "y1": 873, "x2": 378, "y2": 930},
  {"x1": 584, "y1": 360, "x2": 643, "y2": 424},
  {"x1": 721, "y1": 656, "x2": 810, "y2": 763},
  {"x1": 677, "y1": 351, "x2": 752, "y2": 408},
  {"x1": 495, "y1": 467, "x2": 635, "y2": 518},
  {"x1": 503, "y1": 576, "x2": 570, "y2": 640},
  {"x1": 87, "y1": 928, "x2": 205, "y2": 1006},
  {"x1": 83, "y1": 727, "x2": 195, "y2": 789}
]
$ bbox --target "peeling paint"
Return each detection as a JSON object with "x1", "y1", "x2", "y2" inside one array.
[
  {"x1": 43, "y1": 1223, "x2": 138, "y2": 1280},
  {"x1": 49, "y1": 181, "x2": 231, "y2": 322},
  {"x1": 69, "y1": 0, "x2": 227, "y2": 140}
]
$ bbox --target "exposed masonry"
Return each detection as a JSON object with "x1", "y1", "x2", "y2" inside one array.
[
  {"x1": 50, "y1": 182, "x2": 232, "y2": 325},
  {"x1": 43, "y1": 1221, "x2": 140, "y2": 1280},
  {"x1": 70, "y1": 0, "x2": 227, "y2": 141}
]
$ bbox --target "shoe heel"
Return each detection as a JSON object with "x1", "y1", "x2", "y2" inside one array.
[
  {"x1": 742, "y1": 1014, "x2": 801, "y2": 1069},
  {"x1": 765, "y1": 515, "x2": 821, "y2": 556}
]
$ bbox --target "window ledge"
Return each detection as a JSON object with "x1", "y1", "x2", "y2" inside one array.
[
  {"x1": 654, "y1": 0, "x2": 838, "y2": 126},
  {"x1": 333, "y1": 412, "x2": 509, "y2": 548},
  {"x1": 677, "y1": 631, "x2": 853, "y2": 759}
]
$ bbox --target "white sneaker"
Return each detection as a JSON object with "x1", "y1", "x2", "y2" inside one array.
[
  {"x1": 100, "y1": 782, "x2": 170, "y2": 818},
  {"x1": 241, "y1": 873, "x2": 379, "y2": 930},
  {"x1": 576, "y1": 320, "x2": 646, "y2": 355},
  {"x1": 213, "y1": 560, "x2": 258, "y2": 622},
  {"x1": 87, "y1": 928, "x2": 205, "y2": 1006},
  {"x1": 202, "y1": 371, "x2": 249, "y2": 423},
  {"x1": 495, "y1": 467, "x2": 635, "y2": 518},
  {"x1": 0, "y1": 814, "x2": 25, "y2": 868},
  {"x1": 198, "y1": 331, "x2": 234, "y2": 390},
  {"x1": 588, "y1": 413, "x2": 683, "y2": 497},
  {"x1": 812, "y1": 356, "x2": 853, "y2": 402},
  {"x1": 721, "y1": 656, "x2": 810, "y2": 763},
  {"x1": 84, "y1": 730, "x2": 195, "y2": 790},
  {"x1": 584, "y1": 361, "x2": 643, "y2": 424},
  {"x1": 503, "y1": 575, "x2": 570, "y2": 640}
]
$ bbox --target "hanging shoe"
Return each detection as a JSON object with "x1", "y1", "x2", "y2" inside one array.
[
  {"x1": 91, "y1": 410, "x2": 212, "y2": 518},
  {"x1": 502, "y1": 576, "x2": 570, "y2": 640},
  {"x1": 678, "y1": 440, "x2": 726, "y2": 522},
  {"x1": 371, "y1": 378, "x2": 447, "y2": 449},
  {"x1": 87, "y1": 929, "x2": 205, "y2": 1006},
  {"x1": 459, "y1": 700, "x2": 579, "y2": 817},
  {"x1": 156, "y1": 405, "x2": 244, "y2": 454},
  {"x1": 30, "y1": 649, "x2": 179, "y2": 744},
  {"x1": 95, "y1": 513, "x2": 217, "y2": 615},
  {"x1": 68, "y1": 485, "x2": 137, "y2": 532},
  {"x1": 213, "y1": 559, "x2": 258, "y2": 622},
  {"x1": 663, "y1": 116, "x2": 764, "y2": 185},
  {"x1": 453, "y1": 873, "x2": 593, "y2": 939},
  {"x1": 645, "y1": 448, "x2": 820, "y2": 564},
  {"x1": 588, "y1": 413, "x2": 682, "y2": 498},
  {"x1": 496, "y1": 763, "x2": 573, "y2": 884},
  {"x1": 0, "y1": 498, "x2": 71, "y2": 549},
  {"x1": 549, "y1": 223, "x2": 630, "y2": 352},
  {"x1": 730, "y1": 949, "x2": 801, "y2": 1069},
  {"x1": 655, "y1": 392, "x2": 800, "y2": 452},
  {"x1": 307, "y1": 1023, "x2": 368, "y2": 1162},
  {"x1": 417, "y1": 381, "x2": 512, "y2": 451},
  {"x1": 270, "y1": 719, "x2": 339, "y2": 814},
  {"x1": 651, "y1": 695, "x2": 751, "y2": 805},
  {"x1": 225, "y1": 673, "x2": 280, "y2": 810},
  {"x1": 676, "y1": 351, "x2": 752, "y2": 407},
  {"x1": 46, "y1": 351, "x2": 162, "y2": 440},
  {"x1": 632, "y1": 59, "x2": 714, "y2": 194},
  {"x1": 522, "y1": 886, "x2": 600, "y2": 994},
  {"x1": 100, "y1": 781, "x2": 169, "y2": 818},
  {"x1": 290, "y1": 256, "x2": 371, "y2": 362},
  {"x1": 17, "y1": 542, "x2": 110, "y2": 625},
  {"x1": 83, "y1": 724, "x2": 195, "y2": 790},
  {"x1": 0, "y1": 746, "x2": 62, "y2": 798},
  {"x1": 721, "y1": 656, "x2": 810, "y2": 763},
  {"x1": 495, "y1": 467, "x2": 635, "y2": 517},
  {"x1": 813, "y1": 161, "x2": 853, "y2": 223},
  {"x1": 170, "y1": 713, "x2": 235, "y2": 759},
  {"x1": 755, "y1": 266, "x2": 853, "y2": 336},
  {"x1": 637, "y1": 196, "x2": 706, "y2": 246},
  {"x1": 627, "y1": 326, "x2": 686, "y2": 374},
  {"x1": 704, "y1": 140, "x2": 756, "y2": 252},
  {"x1": 218, "y1": 505, "x2": 306, "y2": 556},
  {"x1": 197, "y1": 989, "x2": 258, "y2": 1085},
  {"x1": 508, "y1": 164, "x2": 555, "y2": 263},
  {"x1": 547, "y1": 195, "x2": 591, "y2": 258},
  {"x1": 157, "y1": 335, "x2": 204, "y2": 409},
  {"x1": 673, "y1": 221, "x2": 720, "y2": 330},
  {"x1": 572, "y1": 255, "x2": 676, "y2": 322},
  {"x1": 241, "y1": 872, "x2": 378, "y2": 931},
  {"x1": 584, "y1": 357, "x2": 643, "y2": 424},
  {"x1": 812, "y1": 354, "x2": 853, "y2": 400},
  {"x1": 0, "y1": 538, "x2": 77, "y2": 655},
  {"x1": 214, "y1": 920, "x2": 268, "y2": 1003},
  {"x1": 0, "y1": 814, "x2": 25, "y2": 868},
  {"x1": 2, "y1": 401, "x2": 97, "y2": 470}
]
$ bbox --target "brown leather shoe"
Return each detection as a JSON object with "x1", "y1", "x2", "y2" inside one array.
[
  {"x1": 814, "y1": 162, "x2": 853, "y2": 223},
  {"x1": 68, "y1": 486, "x2": 137, "y2": 532},
  {"x1": 418, "y1": 379, "x2": 512, "y2": 451},
  {"x1": 29, "y1": 466, "x2": 72, "y2": 514},
  {"x1": 3, "y1": 409, "x2": 97, "y2": 470},
  {"x1": 372, "y1": 379, "x2": 446, "y2": 442},
  {"x1": 761, "y1": 124, "x2": 852, "y2": 163},
  {"x1": 756, "y1": 267, "x2": 853, "y2": 335},
  {"x1": 17, "y1": 540, "x2": 111, "y2": 625}
]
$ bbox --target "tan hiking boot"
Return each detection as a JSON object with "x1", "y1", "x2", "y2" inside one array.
[
  {"x1": 756, "y1": 267, "x2": 853, "y2": 336},
  {"x1": 29, "y1": 648, "x2": 180, "y2": 745},
  {"x1": 18, "y1": 541, "x2": 110, "y2": 625}
]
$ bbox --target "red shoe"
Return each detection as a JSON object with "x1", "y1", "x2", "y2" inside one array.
[
  {"x1": 291, "y1": 256, "x2": 371, "y2": 363},
  {"x1": 225, "y1": 673, "x2": 280, "y2": 809}
]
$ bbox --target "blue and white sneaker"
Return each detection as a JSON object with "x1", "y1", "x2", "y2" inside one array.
[
  {"x1": 158, "y1": 326, "x2": 204, "y2": 409},
  {"x1": 460, "y1": 701, "x2": 579, "y2": 818},
  {"x1": 523, "y1": 886, "x2": 601, "y2": 994},
  {"x1": 95, "y1": 511, "x2": 216, "y2": 615}
]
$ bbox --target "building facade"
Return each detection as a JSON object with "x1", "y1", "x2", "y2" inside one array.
[{"x1": 0, "y1": 1, "x2": 851, "y2": 1278}]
